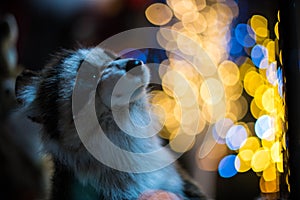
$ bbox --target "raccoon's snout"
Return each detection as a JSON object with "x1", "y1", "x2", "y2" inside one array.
[{"x1": 125, "y1": 60, "x2": 143, "y2": 72}]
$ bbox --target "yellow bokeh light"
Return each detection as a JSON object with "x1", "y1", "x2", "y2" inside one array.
[
  {"x1": 262, "y1": 138, "x2": 274, "y2": 149},
  {"x1": 145, "y1": 3, "x2": 173, "y2": 26},
  {"x1": 263, "y1": 164, "x2": 277, "y2": 182},
  {"x1": 195, "y1": 0, "x2": 206, "y2": 11},
  {"x1": 156, "y1": 30, "x2": 170, "y2": 49},
  {"x1": 175, "y1": 83, "x2": 200, "y2": 108},
  {"x1": 254, "y1": 84, "x2": 269, "y2": 109},
  {"x1": 250, "y1": 15, "x2": 268, "y2": 38},
  {"x1": 262, "y1": 38, "x2": 272, "y2": 47},
  {"x1": 224, "y1": 112, "x2": 238, "y2": 122},
  {"x1": 166, "y1": 0, "x2": 181, "y2": 9},
  {"x1": 173, "y1": 102, "x2": 182, "y2": 122},
  {"x1": 164, "y1": 113, "x2": 180, "y2": 130},
  {"x1": 150, "y1": 90, "x2": 181, "y2": 133},
  {"x1": 244, "y1": 71, "x2": 265, "y2": 97},
  {"x1": 159, "y1": 127, "x2": 179, "y2": 140},
  {"x1": 158, "y1": 59, "x2": 170, "y2": 79},
  {"x1": 173, "y1": 79, "x2": 192, "y2": 98},
  {"x1": 271, "y1": 141, "x2": 282, "y2": 162},
  {"x1": 262, "y1": 87, "x2": 276, "y2": 113},
  {"x1": 195, "y1": 112, "x2": 207, "y2": 133},
  {"x1": 211, "y1": 3, "x2": 233, "y2": 25},
  {"x1": 170, "y1": 132, "x2": 195, "y2": 152},
  {"x1": 164, "y1": 126, "x2": 180, "y2": 140},
  {"x1": 236, "y1": 96, "x2": 248, "y2": 120},
  {"x1": 282, "y1": 132, "x2": 287, "y2": 150},
  {"x1": 260, "y1": 177, "x2": 279, "y2": 193},
  {"x1": 258, "y1": 68, "x2": 267, "y2": 81},
  {"x1": 240, "y1": 136, "x2": 261, "y2": 152},
  {"x1": 201, "y1": 6, "x2": 218, "y2": 28},
  {"x1": 266, "y1": 40, "x2": 276, "y2": 62},
  {"x1": 161, "y1": 69, "x2": 182, "y2": 97},
  {"x1": 224, "y1": 81, "x2": 243, "y2": 101},
  {"x1": 239, "y1": 58, "x2": 256, "y2": 81},
  {"x1": 218, "y1": 60, "x2": 240, "y2": 86},
  {"x1": 173, "y1": 0, "x2": 197, "y2": 20},
  {"x1": 279, "y1": 50, "x2": 283, "y2": 65},
  {"x1": 274, "y1": 22, "x2": 279, "y2": 40},
  {"x1": 277, "y1": 160, "x2": 284, "y2": 173},
  {"x1": 165, "y1": 41, "x2": 179, "y2": 51},
  {"x1": 200, "y1": 78, "x2": 224, "y2": 105},
  {"x1": 165, "y1": 116, "x2": 180, "y2": 134},
  {"x1": 250, "y1": 99, "x2": 261, "y2": 119},
  {"x1": 226, "y1": 100, "x2": 238, "y2": 120},
  {"x1": 176, "y1": 32, "x2": 200, "y2": 55},
  {"x1": 251, "y1": 148, "x2": 270, "y2": 172},
  {"x1": 150, "y1": 90, "x2": 172, "y2": 106},
  {"x1": 171, "y1": 21, "x2": 184, "y2": 34},
  {"x1": 182, "y1": 11, "x2": 207, "y2": 33},
  {"x1": 238, "y1": 149, "x2": 254, "y2": 163},
  {"x1": 202, "y1": 41, "x2": 225, "y2": 65},
  {"x1": 235, "y1": 151, "x2": 252, "y2": 172},
  {"x1": 158, "y1": 26, "x2": 174, "y2": 41},
  {"x1": 181, "y1": 109, "x2": 201, "y2": 135},
  {"x1": 192, "y1": 56, "x2": 218, "y2": 78},
  {"x1": 202, "y1": 101, "x2": 226, "y2": 123}
]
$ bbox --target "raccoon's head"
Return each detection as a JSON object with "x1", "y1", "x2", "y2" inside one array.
[
  {"x1": 15, "y1": 48, "x2": 152, "y2": 166},
  {"x1": 98, "y1": 58, "x2": 150, "y2": 109}
]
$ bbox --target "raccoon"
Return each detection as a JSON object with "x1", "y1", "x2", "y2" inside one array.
[{"x1": 15, "y1": 47, "x2": 206, "y2": 200}]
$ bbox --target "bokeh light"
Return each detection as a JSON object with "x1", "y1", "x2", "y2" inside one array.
[
  {"x1": 251, "y1": 148, "x2": 271, "y2": 172},
  {"x1": 218, "y1": 155, "x2": 238, "y2": 178},
  {"x1": 213, "y1": 118, "x2": 234, "y2": 144},
  {"x1": 225, "y1": 124, "x2": 248, "y2": 151},
  {"x1": 235, "y1": 149, "x2": 253, "y2": 172},
  {"x1": 235, "y1": 23, "x2": 256, "y2": 48},
  {"x1": 146, "y1": 0, "x2": 286, "y2": 195},
  {"x1": 251, "y1": 45, "x2": 268, "y2": 69},
  {"x1": 250, "y1": 15, "x2": 269, "y2": 38},
  {"x1": 255, "y1": 115, "x2": 275, "y2": 141},
  {"x1": 145, "y1": 3, "x2": 173, "y2": 26}
]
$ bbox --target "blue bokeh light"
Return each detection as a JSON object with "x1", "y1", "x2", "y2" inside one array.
[
  {"x1": 277, "y1": 67, "x2": 283, "y2": 98},
  {"x1": 234, "y1": 23, "x2": 256, "y2": 48},
  {"x1": 218, "y1": 155, "x2": 238, "y2": 178},
  {"x1": 228, "y1": 36, "x2": 244, "y2": 56},
  {"x1": 251, "y1": 45, "x2": 268, "y2": 68}
]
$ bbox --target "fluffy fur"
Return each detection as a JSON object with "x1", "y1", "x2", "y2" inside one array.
[{"x1": 16, "y1": 47, "x2": 190, "y2": 200}]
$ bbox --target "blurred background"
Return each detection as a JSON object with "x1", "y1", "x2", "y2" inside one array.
[{"x1": 0, "y1": 0, "x2": 291, "y2": 200}]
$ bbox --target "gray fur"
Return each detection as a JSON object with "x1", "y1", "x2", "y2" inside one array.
[{"x1": 16, "y1": 47, "x2": 185, "y2": 199}]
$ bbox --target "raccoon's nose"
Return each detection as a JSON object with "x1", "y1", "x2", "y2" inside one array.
[{"x1": 125, "y1": 60, "x2": 143, "y2": 72}]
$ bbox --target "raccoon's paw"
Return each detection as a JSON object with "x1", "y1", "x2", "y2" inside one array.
[{"x1": 138, "y1": 190, "x2": 183, "y2": 200}]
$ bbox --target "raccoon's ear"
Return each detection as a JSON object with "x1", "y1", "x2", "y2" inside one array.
[{"x1": 15, "y1": 69, "x2": 39, "y2": 105}]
